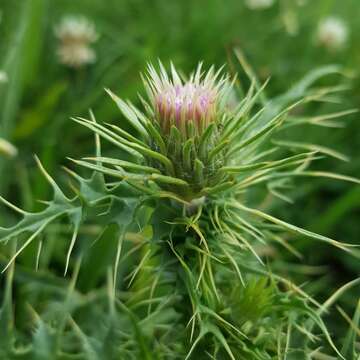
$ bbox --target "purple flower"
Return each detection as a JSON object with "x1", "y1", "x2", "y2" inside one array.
[{"x1": 144, "y1": 63, "x2": 229, "y2": 136}]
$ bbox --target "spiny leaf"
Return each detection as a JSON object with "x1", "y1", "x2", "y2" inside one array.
[
  {"x1": 277, "y1": 170, "x2": 360, "y2": 185},
  {"x1": 73, "y1": 117, "x2": 143, "y2": 159},
  {"x1": 222, "y1": 152, "x2": 316, "y2": 173},
  {"x1": 232, "y1": 203, "x2": 354, "y2": 252},
  {"x1": 106, "y1": 88, "x2": 148, "y2": 137},
  {"x1": 340, "y1": 301, "x2": 360, "y2": 359},
  {"x1": 83, "y1": 156, "x2": 160, "y2": 174},
  {"x1": 273, "y1": 139, "x2": 349, "y2": 162}
]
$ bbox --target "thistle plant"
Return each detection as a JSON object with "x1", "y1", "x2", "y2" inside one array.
[{"x1": 0, "y1": 60, "x2": 359, "y2": 359}]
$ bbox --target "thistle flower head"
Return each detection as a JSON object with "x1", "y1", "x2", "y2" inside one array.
[
  {"x1": 54, "y1": 15, "x2": 98, "y2": 68},
  {"x1": 317, "y1": 17, "x2": 348, "y2": 51},
  {"x1": 145, "y1": 63, "x2": 229, "y2": 137},
  {"x1": 127, "y1": 63, "x2": 233, "y2": 199}
]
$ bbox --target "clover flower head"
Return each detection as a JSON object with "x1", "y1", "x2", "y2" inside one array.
[
  {"x1": 245, "y1": 0, "x2": 275, "y2": 10},
  {"x1": 54, "y1": 15, "x2": 98, "y2": 68},
  {"x1": 317, "y1": 17, "x2": 348, "y2": 51}
]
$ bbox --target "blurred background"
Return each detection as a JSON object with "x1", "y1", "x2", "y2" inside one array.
[{"x1": 0, "y1": 0, "x2": 359, "y2": 349}]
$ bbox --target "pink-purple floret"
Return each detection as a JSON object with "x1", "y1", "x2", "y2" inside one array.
[{"x1": 154, "y1": 82, "x2": 217, "y2": 130}]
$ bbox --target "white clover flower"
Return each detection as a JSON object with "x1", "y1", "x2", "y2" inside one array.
[
  {"x1": 0, "y1": 71, "x2": 8, "y2": 83},
  {"x1": 54, "y1": 16, "x2": 98, "y2": 68},
  {"x1": 317, "y1": 17, "x2": 348, "y2": 51},
  {"x1": 245, "y1": 0, "x2": 275, "y2": 10}
]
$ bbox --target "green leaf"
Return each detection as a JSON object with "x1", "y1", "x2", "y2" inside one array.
[
  {"x1": 232, "y1": 203, "x2": 354, "y2": 252},
  {"x1": 32, "y1": 317, "x2": 57, "y2": 360},
  {"x1": 341, "y1": 301, "x2": 360, "y2": 359},
  {"x1": 106, "y1": 88, "x2": 148, "y2": 138},
  {"x1": 273, "y1": 139, "x2": 349, "y2": 162}
]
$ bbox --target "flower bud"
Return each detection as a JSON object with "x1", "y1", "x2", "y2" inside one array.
[
  {"x1": 145, "y1": 63, "x2": 228, "y2": 136},
  {"x1": 154, "y1": 81, "x2": 217, "y2": 136},
  {"x1": 141, "y1": 63, "x2": 232, "y2": 199}
]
